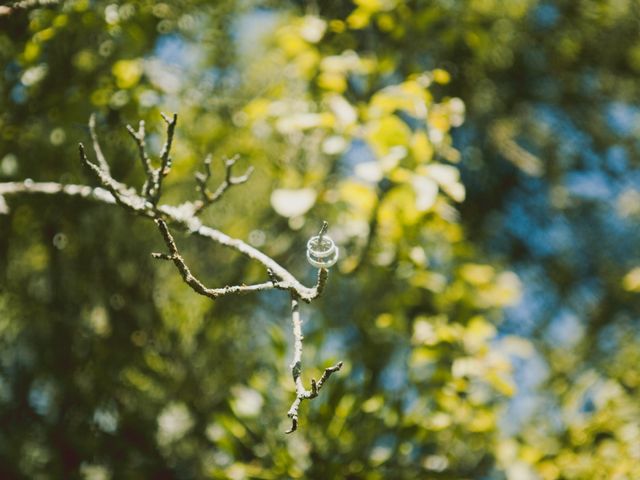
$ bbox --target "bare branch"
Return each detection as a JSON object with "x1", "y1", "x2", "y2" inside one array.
[
  {"x1": 0, "y1": 0, "x2": 60, "y2": 16},
  {"x1": 285, "y1": 295, "x2": 342, "y2": 434},
  {"x1": 1, "y1": 114, "x2": 329, "y2": 303},
  {"x1": 1, "y1": 114, "x2": 343, "y2": 432},
  {"x1": 313, "y1": 267, "x2": 329, "y2": 298},
  {"x1": 153, "y1": 218, "x2": 278, "y2": 298},
  {"x1": 84, "y1": 115, "x2": 152, "y2": 212},
  {"x1": 159, "y1": 112, "x2": 177, "y2": 177},
  {"x1": 121, "y1": 112, "x2": 179, "y2": 206},
  {"x1": 194, "y1": 154, "x2": 214, "y2": 192},
  {"x1": 126, "y1": 120, "x2": 154, "y2": 197},
  {"x1": 193, "y1": 154, "x2": 254, "y2": 215},
  {"x1": 88, "y1": 114, "x2": 110, "y2": 173},
  {"x1": 0, "y1": 181, "x2": 115, "y2": 207},
  {"x1": 78, "y1": 143, "x2": 148, "y2": 214},
  {"x1": 0, "y1": 178, "x2": 327, "y2": 301},
  {"x1": 318, "y1": 220, "x2": 328, "y2": 241}
]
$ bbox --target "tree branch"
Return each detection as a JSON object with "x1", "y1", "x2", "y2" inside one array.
[
  {"x1": 154, "y1": 112, "x2": 177, "y2": 204},
  {"x1": 0, "y1": 114, "x2": 342, "y2": 433},
  {"x1": 0, "y1": 0, "x2": 60, "y2": 16},
  {"x1": 285, "y1": 294, "x2": 342, "y2": 434},
  {"x1": 152, "y1": 218, "x2": 277, "y2": 298},
  {"x1": 88, "y1": 114, "x2": 111, "y2": 174},
  {"x1": 193, "y1": 154, "x2": 254, "y2": 215},
  {"x1": 0, "y1": 180, "x2": 115, "y2": 204},
  {"x1": 0, "y1": 178, "x2": 328, "y2": 302},
  {"x1": 126, "y1": 120, "x2": 153, "y2": 197},
  {"x1": 79, "y1": 143, "x2": 147, "y2": 213},
  {"x1": 0, "y1": 115, "x2": 330, "y2": 302}
]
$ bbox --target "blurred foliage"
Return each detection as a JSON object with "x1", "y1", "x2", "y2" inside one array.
[{"x1": 1, "y1": 0, "x2": 639, "y2": 479}]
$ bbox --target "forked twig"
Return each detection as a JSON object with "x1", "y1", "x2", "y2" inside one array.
[
  {"x1": 193, "y1": 154, "x2": 254, "y2": 215},
  {"x1": 285, "y1": 295, "x2": 343, "y2": 434},
  {"x1": 152, "y1": 218, "x2": 277, "y2": 298}
]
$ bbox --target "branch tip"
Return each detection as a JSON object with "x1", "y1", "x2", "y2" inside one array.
[
  {"x1": 285, "y1": 295, "x2": 342, "y2": 433},
  {"x1": 224, "y1": 154, "x2": 239, "y2": 168},
  {"x1": 160, "y1": 112, "x2": 177, "y2": 125},
  {"x1": 192, "y1": 153, "x2": 253, "y2": 215},
  {"x1": 318, "y1": 221, "x2": 328, "y2": 241},
  {"x1": 285, "y1": 417, "x2": 298, "y2": 434}
]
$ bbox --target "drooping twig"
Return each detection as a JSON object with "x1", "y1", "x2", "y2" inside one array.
[
  {"x1": 193, "y1": 154, "x2": 254, "y2": 215},
  {"x1": 285, "y1": 294, "x2": 342, "y2": 434}
]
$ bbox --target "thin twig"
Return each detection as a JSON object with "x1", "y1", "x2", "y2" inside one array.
[
  {"x1": 318, "y1": 220, "x2": 328, "y2": 243},
  {"x1": 193, "y1": 154, "x2": 254, "y2": 215},
  {"x1": 88, "y1": 114, "x2": 110, "y2": 173},
  {"x1": 153, "y1": 218, "x2": 279, "y2": 298},
  {"x1": 78, "y1": 143, "x2": 147, "y2": 213},
  {"x1": 144, "y1": 112, "x2": 177, "y2": 205},
  {"x1": 159, "y1": 113, "x2": 177, "y2": 176},
  {"x1": 0, "y1": 178, "x2": 328, "y2": 302},
  {"x1": 126, "y1": 120, "x2": 153, "y2": 197},
  {"x1": 285, "y1": 294, "x2": 342, "y2": 434}
]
